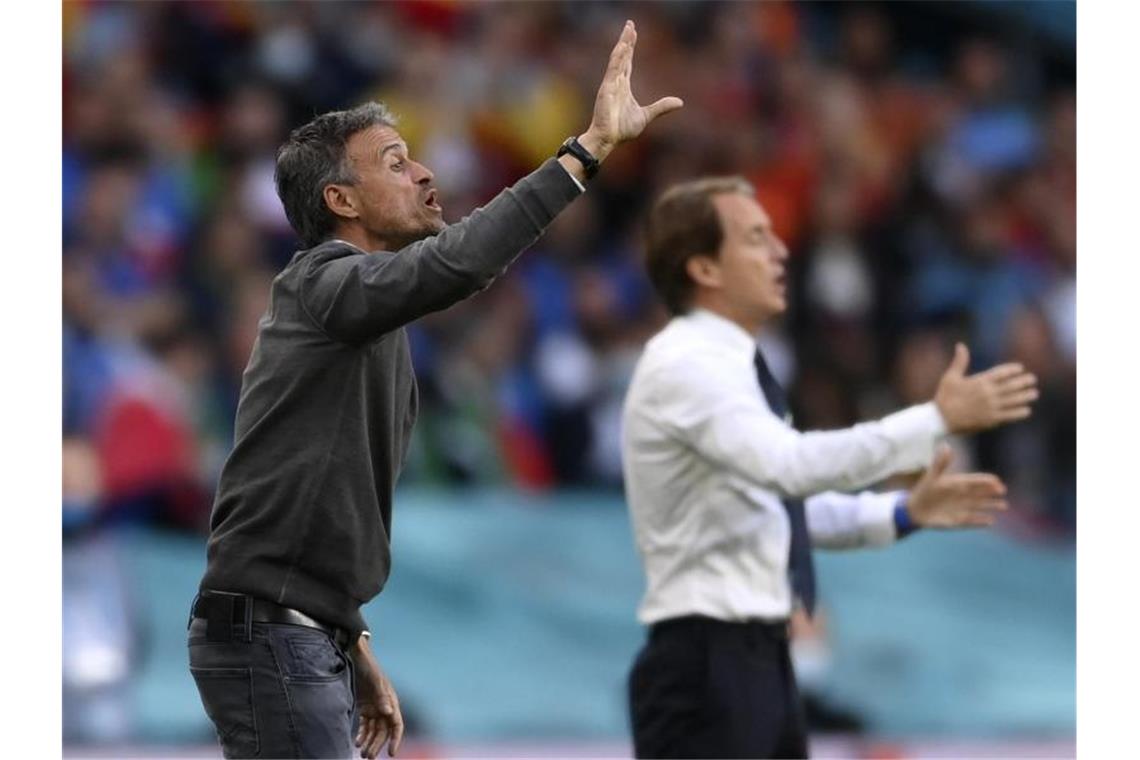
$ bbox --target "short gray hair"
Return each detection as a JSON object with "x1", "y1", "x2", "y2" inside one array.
[{"x1": 274, "y1": 102, "x2": 399, "y2": 247}]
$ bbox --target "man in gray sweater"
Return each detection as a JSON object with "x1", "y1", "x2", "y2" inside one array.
[{"x1": 188, "y1": 20, "x2": 682, "y2": 760}]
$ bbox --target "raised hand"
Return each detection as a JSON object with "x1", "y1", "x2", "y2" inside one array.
[
  {"x1": 907, "y1": 446, "x2": 1008, "y2": 529},
  {"x1": 578, "y1": 21, "x2": 683, "y2": 161},
  {"x1": 934, "y1": 343, "x2": 1038, "y2": 434}
]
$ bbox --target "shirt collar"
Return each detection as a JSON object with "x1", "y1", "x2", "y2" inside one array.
[
  {"x1": 330, "y1": 238, "x2": 368, "y2": 254},
  {"x1": 683, "y1": 308, "x2": 758, "y2": 360}
]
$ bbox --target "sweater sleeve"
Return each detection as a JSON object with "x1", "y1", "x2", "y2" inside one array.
[{"x1": 299, "y1": 159, "x2": 583, "y2": 343}]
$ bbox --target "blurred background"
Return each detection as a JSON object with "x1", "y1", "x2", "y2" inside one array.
[{"x1": 61, "y1": 1, "x2": 1075, "y2": 757}]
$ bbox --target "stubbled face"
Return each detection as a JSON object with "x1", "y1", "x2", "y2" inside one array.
[
  {"x1": 708, "y1": 192, "x2": 789, "y2": 328},
  {"x1": 340, "y1": 125, "x2": 444, "y2": 249}
]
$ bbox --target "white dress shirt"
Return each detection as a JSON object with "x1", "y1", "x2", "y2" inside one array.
[{"x1": 621, "y1": 309, "x2": 947, "y2": 624}]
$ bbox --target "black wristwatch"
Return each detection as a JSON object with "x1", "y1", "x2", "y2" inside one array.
[{"x1": 557, "y1": 136, "x2": 600, "y2": 180}]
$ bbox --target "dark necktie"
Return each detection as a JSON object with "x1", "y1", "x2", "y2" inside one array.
[{"x1": 753, "y1": 349, "x2": 817, "y2": 616}]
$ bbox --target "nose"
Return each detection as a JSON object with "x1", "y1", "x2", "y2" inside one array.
[
  {"x1": 773, "y1": 235, "x2": 789, "y2": 262},
  {"x1": 412, "y1": 160, "x2": 434, "y2": 185}
]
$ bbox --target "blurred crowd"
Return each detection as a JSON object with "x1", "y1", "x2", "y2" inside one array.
[{"x1": 62, "y1": 1, "x2": 1075, "y2": 536}]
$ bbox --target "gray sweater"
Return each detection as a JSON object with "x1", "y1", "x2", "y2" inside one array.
[{"x1": 200, "y1": 159, "x2": 583, "y2": 638}]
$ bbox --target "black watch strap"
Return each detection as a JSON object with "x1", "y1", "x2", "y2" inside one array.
[{"x1": 557, "y1": 136, "x2": 600, "y2": 180}]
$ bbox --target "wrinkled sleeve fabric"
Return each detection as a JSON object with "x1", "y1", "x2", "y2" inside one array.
[
  {"x1": 299, "y1": 159, "x2": 583, "y2": 343},
  {"x1": 805, "y1": 490, "x2": 904, "y2": 550},
  {"x1": 652, "y1": 351, "x2": 945, "y2": 499}
]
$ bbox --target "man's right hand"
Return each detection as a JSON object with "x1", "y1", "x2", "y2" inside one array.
[
  {"x1": 934, "y1": 343, "x2": 1038, "y2": 434},
  {"x1": 571, "y1": 21, "x2": 684, "y2": 169},
  {"x1": 907, "y1": 445, "x2": 1008, "y2": 529}
]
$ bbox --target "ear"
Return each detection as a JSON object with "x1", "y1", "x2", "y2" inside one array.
[
  {"x1": 322, "y1": 183, "x2": 360, "y2": 222},
  {"x1": 685, "y1": 255, "x2": 722, "y2": 289}
]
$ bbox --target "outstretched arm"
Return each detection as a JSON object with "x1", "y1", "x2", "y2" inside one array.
[
  {"x1": 652, "y1": 345, "x2": 1036, "y2": 499},
  {"x1": 301, "y1": 20, "x2": 682, "y2": 343},
  {"x1": 806, "y1": 446, "x2": 1008, "y2": 550}
]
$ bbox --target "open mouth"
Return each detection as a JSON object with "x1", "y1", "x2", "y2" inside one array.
[{"x1": 424, "y1": 189, "x2": 442, "y2": 212}]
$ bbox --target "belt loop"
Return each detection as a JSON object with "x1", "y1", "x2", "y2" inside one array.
[
  {"x1": 206, "y1": 593, "x2": 233, "y2": 642},
  {"x1": 187, "y1": 593, "x2": 200, "y2": 631},
  {"x1": 242, "y1": 595, "x2": 254, "y2": 643}
]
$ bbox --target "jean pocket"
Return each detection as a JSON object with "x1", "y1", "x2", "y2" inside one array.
[
  {"x1": 190, "y1": 666, "x2": 259, "y2": 759},
  {"x1": 280, "y1": 628, "x2": 349, "y2": 683}
]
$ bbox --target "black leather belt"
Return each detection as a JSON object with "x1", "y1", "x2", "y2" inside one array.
[
  {"x1": 190, "y1": 590, "x2": 353, "y2": 650},
  {"x1": 650, "y1": 614, "x2": 790, "y2": 641}
]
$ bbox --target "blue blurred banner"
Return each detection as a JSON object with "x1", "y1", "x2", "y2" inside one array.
[{"x1": 68, "y1": 489, "x2": 1073, "y2": 746}]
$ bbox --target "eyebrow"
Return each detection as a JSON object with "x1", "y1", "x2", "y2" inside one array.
[{"x1": 379, "y1": 142, "x2": 408, "y2": 158}]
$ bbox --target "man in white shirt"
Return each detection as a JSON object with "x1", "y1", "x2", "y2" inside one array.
[{"x1": 622, "y1": 177, "x2": 1038, "y2": 759}]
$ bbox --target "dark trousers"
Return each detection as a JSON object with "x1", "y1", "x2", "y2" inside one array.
[
  {"x1": 188, "y1": 616, "x2": 357, "y2": 758},
  {"x1": 628, "y1": 615, "x2": 809, "y2": 759}
]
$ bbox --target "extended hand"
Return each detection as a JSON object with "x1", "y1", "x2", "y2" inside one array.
[
  {"x1": 907, "y1": 446, "x2": 1008, "y2": 529},
  {"x1": 934, "y1": 343, "x2": 1038, "y2": 434},
  {"x1": 579, "y1": 21, "x2": 683, "y2": 159},
  {"x1": 353, "y1": 644, "x2": 404, "y2": 758}
]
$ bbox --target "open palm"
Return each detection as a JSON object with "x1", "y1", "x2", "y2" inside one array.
[
  {"x1": 907, "y1": 446, "x2": 1009, "y2": 529},
  {"x1": 589, "y1": 21, "x2": 683, "y2": 147}
]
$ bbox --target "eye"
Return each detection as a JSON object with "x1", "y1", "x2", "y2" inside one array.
[{"x1": 391, "y1": 159, "x2": 405, "y2": 172}]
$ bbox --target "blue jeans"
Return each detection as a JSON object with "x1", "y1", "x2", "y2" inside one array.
[{"x1": 188, "y1": 617, "x2": 357, "y2": 759}]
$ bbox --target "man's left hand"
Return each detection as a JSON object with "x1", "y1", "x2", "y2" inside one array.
[
  {"x1": 907, "y1": 445, "x2": 1008, "y2": 529},
  {"x1": 578, "y1": 20, "x2": 683, "y2": 161},
  {"x1": 352, "y1": 638, "x2": 404, "y2": 758}
]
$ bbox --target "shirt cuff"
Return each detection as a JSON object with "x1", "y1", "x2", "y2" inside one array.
[
  {"x1": 859, "y1": 490, "x2": 906, "y2": 546},
  {"x1": 893, "y1": 493, "x2": 920, "y2": 539},
  {"x1": 878, "y1": 402, "x2": 947, "y2": 473},
  {"x1": 557, "y1": 159, "x2": 587, "y2": 193}
]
